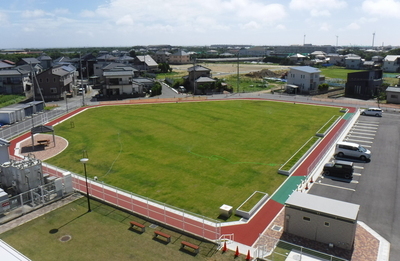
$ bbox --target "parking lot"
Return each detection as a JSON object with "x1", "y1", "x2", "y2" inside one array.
[{"x1": 309, "y1": 111, "x2": 400, "y2": 259}]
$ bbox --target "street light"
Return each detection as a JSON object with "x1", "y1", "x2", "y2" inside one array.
[{"x1": 80, "y1": 158, "x2": 91, "y2": 212}]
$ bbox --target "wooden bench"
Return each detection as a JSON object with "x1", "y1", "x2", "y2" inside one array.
[
  {"x1": 37, "y1": 139, "x2": 50, "y2": 146},
  {"x1": 181, "y1": 241, "x2": 199, "y2": 254},
  {"x1": 129, "y1": 221, "x2": 145, "y2": 232},
  {"x1": 154, "y1": 230, "x2": 171, "y2": 243}
]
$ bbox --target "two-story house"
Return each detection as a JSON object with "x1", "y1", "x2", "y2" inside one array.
[
  {"x1": 35, "y1": 64, "x2": 77, "y2": 101},
  {"x1": 0, "y1": 68, "x2": 32, "y2": 96},
  {"x1": 287, "y1": 66, "x2": 321, "y2": 94},
  {"x1": 345, "y1": 70, "x2": 383, "y2": 100},
  {"x1": 382, "y1": 55, "x2": 400, "y2": 72},
  {"x1": 169, "y1": 49, "x2": 191, "y2": 64},
  {"x1": 185, "y1": 65, "x2": 215, "y2": 94},
  {"x1": 133, "y1": 55, "x2": 158, "y2": 72},
  {"x1": 102, "y1": 66, "x2": 139, "y2": 96},
  {"x1": 345, "y1": 55, "x2": 363, "y2": 69}
]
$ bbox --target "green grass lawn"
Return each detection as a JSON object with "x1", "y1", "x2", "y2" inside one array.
[
  {"x1": 46, "y1": 100, "x2": 339, "y2": 219},
  {"x1": 319, "y1": 67, "x2": 362, "y2": 79},
  {"x1": 0, "y1": 197, "x2": 248, "y2": 261}
]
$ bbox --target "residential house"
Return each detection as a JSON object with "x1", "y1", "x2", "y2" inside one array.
[
  {"x1": 287, "y1": 66, "x2": 321, "y2": 94},
  {"x1": 345, "y1": 55, "x2": 363, "y2": 69},
  {"x1": 185, "y1": 65, "x2": 215, "y2": 94},
  {"x1": 345, "y1": 70, "x2": 383, "y2": 100},
  {"x1": 386, "y1": 86, "x2": 400, "y2": 104},
  {"x1": 0, "y1": 60, "x2": 15, "y2": 70},
  {"x1": 37, "y1": 54, "x2": 52, "y2": 70},
  {"x1": 326, "y1": 54, "x2": 345, "y2": 66},
  {"x1": 152, "y1": 50, "x2": 171, "y2": 63},
  {"x1": 310, "y1": 51, "x2": 326, "y2": 60},
  {"x1": 35, "y1": 64, "x2": 77, "y2": 101},
  {"x1": 382, "y1": 55, "x2": 400, "y2": 72},
  {"x1": 17, "y1": 57, "x2": 41, "y2": 67},
  {"x1": 169, "y1": 49, "x2": 191, "y2": 64},
  {"x1": 102, "y1": 66, "x2": 141, "y2": 97},
  {"x1": 285, "y1": 191, "x2": 359, "y2": 250},
  {"x1": 0, "y1": 68, "x2": 32, "y2": 96},
  {"x1": 133, "y1": 55, "x2": 158, "y2": 72},
  {"x1": 289, "y1": 53, "x2": 307, "y2": 64}
]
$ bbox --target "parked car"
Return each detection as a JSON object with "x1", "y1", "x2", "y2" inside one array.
[
  {"x1": 361, "y1": 107, "x2": 382, "y2": 117},
  {"x1": 335, "y1": 141, "x2": 371, "y2": 161},
  {"x1": 323, "y1": 160, "x2": 354, "y2": 179}
]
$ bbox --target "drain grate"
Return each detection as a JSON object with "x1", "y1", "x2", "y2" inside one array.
[
  {"x1": 272, "y1": 225, "x2": 282, "y2": 232},
  {"x1": 149, "y1": 224, "x2": 158, "y2": 229}
]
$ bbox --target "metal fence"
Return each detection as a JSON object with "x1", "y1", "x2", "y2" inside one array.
[
  {"x1": 0, "y1": 99, "x2": 83, "y2": 140},
  {"x1": 0, "y1": 175, "x2": 73, "y2": 225},
  {"x1": 39, "y1": 162, "x2": 222, "y2": 241},
  {"x1": 262, "y1": 239, "x2": 348, "y2": 261}
]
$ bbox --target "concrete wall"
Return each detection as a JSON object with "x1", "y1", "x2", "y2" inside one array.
[{"x1": 284, "y1": 207, "x2": 356, "y2": 250}]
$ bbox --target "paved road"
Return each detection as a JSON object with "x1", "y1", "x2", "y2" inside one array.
[{"x1": 309, "y1": 112, "x2": 399, "y2": 260}]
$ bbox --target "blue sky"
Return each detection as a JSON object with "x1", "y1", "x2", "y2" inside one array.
[{"x1": 0, "y1": 0, "x2": 399, "y2": 49}]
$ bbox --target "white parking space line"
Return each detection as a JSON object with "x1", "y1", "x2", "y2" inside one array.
[
  {"x1": 315, "y1": 181, "x2": 356, "y2": 191},
  {"x1": 347, "y1": 135, "x2": 375, "y2": 140},
  {"x1": 353, "y1": 166, "x2": 364, "y2": 169},
  {"x1": 361, "y1": 144, "x2": 371, "y2": 148},
  {"x1": 353, "y1": 173, "x2": 362, "y2": 176},
  {"x1": 349, "y1": 131, "x2": 376, "y2": 136},
  {"x1": 355, "y1": 123, "x2": 379, "y2": 127},
  {"x1": 353, "y1": 126, "x2": 378, "y2": 130},
  {"x1": 351, "y1": 127, "x2": 377, "y2": 132},
  {"x1": 344, "y1": 138, "x2": 373, "y2": 143},
  {"x1": 357, "y1": 120, "x2": 379, "y2": 124}
]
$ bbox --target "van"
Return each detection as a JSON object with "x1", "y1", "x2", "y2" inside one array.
[
  {"x1": 335, "y1": 141, "x2": 371, "y2": 161},
  {"x1": 361, "y1": 107, "x2": 382, "y2": 117},
  {"x1": 323, "y1": 160, "x2": 354, "y2": 179}
]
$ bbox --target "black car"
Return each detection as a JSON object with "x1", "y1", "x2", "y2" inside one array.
[{"x1": 323, "y1": 160, "x2": 354, "y2": 179}]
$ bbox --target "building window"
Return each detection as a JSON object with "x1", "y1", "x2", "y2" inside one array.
[
  {"x1": 391, "y1": 94, "x2": 398, "y2": 98},
  {"x1": 303, "y1": 216, "x2": 310, "y2": 222},
  {"x1": 50, "y1": 88, "x2": 57, "y2": 94},
  {"x1": 324, "y1": 222, "x2": 330, "y2": 227}
]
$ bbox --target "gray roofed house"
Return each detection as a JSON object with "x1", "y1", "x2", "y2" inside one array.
[
  {"x1": 0, "y1": 60, "x2": 15, "y2": 70},
  {"x1": 133, "y1": 55, "x2": 158, "y2": 72},
  {"x1": 0, "y1": 68, "x2": 32, "y2": 95},
  {"x1": 386, "y1": 86, "x2": 400, "y2": 103},
  {"x1": 285, "y1": 191, "x2": 359, "y2": 250}
]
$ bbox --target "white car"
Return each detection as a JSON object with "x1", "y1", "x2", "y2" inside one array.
[{"x1": 361, "y1": 107, "x2": 382, "y2": 117}]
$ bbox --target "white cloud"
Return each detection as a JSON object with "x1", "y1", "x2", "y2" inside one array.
[
  {"x1": 276, "y1": 24, "x2": 286, "y2": 30},
  {"x1": 362, "y1": 0, "x2": 400, "y2": 18},
  {"x1": 116, "y1": 15, "x2": 134, "y2": 26},
  {"x1": 289, "y1": 0, "x2": 347, "y2": 10},
  {"x1": 0, "y1": 11, "x2": 8, "y2": 24},
  {"x1": 21, "y1": 9, "x2": 46, "y2": 18},
  {"x1": 319, "y1": 22, "x2": 331, "y2": 31},
  {"x1": 310, "y1": 9, "x2": 331, "y2": 17},
  {"x1": 346, "y1": 22, "x2": 360, "y2": 30}
]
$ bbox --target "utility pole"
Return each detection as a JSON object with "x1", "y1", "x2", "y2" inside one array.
[
  {"x1": 237, "y1": 49, "x2": 240, "y2": 93},
  {"x1": 372, "y1": 32, "x2": 376, "y2": 49},
  {"x1": 80, "y1": 52, "x2": 85, "y2": 106}
]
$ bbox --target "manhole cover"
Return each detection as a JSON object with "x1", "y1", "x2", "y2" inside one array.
[
  {"x1": 59, "y1": 235, "x2": 72, "y2": 242},
  {"x1": 149, "y1": 224, "x2": 158, "y2": 229},
  {"x1": 272, "y1": 225, "x2": 282, "y2": 232}
]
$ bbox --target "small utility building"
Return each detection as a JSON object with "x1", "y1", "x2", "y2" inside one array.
[{"x1": 284, "y1": 191, "x2": 359, "y2": 250}]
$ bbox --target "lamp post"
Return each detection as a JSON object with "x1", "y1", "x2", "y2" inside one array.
[{"x1": 80, "y1": 158, "x2": 91, "y2": 212}]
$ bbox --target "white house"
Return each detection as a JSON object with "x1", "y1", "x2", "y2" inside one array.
[
  {"x1": 287, "y1": 66, "x2": 321, "y2": 94},
  {"x1": 382, "y1": 55, "x2": 400, "y2": 72}
]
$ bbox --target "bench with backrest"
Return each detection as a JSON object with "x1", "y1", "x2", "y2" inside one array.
[
  {"x1": 181, "y1": 241, "x2": 199, "y2": 254},
  {"x1": 154, "y1": 230, "x2": 171, "y2": 243},
  {"x1": 129, "y1": 221, "x2": 145, "y2": 232}
]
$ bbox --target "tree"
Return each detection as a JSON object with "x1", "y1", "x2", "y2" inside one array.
[
  {"x1": 150, "y1": 82, "x2": 162, "y2": 97},
  {"x1": 158, "y1": 63, "x2": 171, "y2": 73}
]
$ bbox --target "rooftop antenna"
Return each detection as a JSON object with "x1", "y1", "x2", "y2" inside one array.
[
  {"x1": 303, "y1": 34, "x2": 306, "y2": 46},
  {"x1": 336, "y1": 35, "x2": 338, "y2": 47}
]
